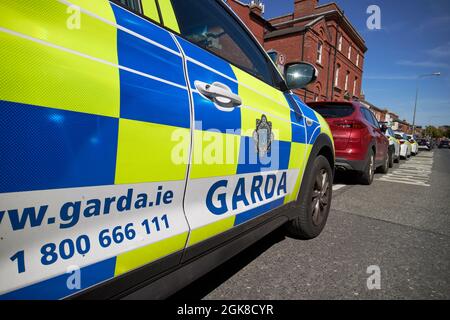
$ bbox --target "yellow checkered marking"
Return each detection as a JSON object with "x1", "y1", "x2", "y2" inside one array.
[
  {"x1": 285, "y1": 142, "x2": 308, "y2": 203},
  {"x1": 115, "y1": 232, "x2": 188, "y2": 276},
  {"x1": 190, "y1": 130, "x2": 241, "y2": 179},
  {"x1": 188, "y1": 217, "x2": 236, "y2": 246},
  {"x1": 115, "y1": 119, "x2": 190, "y2": 184},
  {"x1": 232, "y1": 66, "x2": 292, "y2": 143},
  {"x1": 0, "y1": 0, "x2": 120, "y2": 118}
]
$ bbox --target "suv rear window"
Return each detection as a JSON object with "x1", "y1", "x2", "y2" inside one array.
[{"x1": 309, "y1": 104, "x2": 355, "y2": 119}]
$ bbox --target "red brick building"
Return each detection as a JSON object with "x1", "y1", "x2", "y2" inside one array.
[{"x1": 228, "y1": 0, "x2": 367, "y2": 103}]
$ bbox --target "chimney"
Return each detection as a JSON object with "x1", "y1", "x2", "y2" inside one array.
[
  {"x1": 249, "y1": 0, "x2": 264, "y2": 17},
  {"x1": 294, "y1": 0, "x2": 318, "y2": 18}
]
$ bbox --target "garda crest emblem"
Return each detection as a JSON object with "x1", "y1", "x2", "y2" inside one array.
[{"x1": 253, "y1": 115, "x2": 274, "y2": 157}]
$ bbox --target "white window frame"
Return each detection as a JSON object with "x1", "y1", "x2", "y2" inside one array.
[
  {"x1": 317, "y1": 42, "x2": 323, "y2": 64},
  {"x1": 335, "y1": 65, "x2": 340, "y2": 87},
  {"x1": 356, "y1": 53, "x2": 360, "y2": 67},
  {"x1": 338, "y1": 35, "x2": 343, "y2": 51},
  {"x1": 348, "y1": 45, "x2": 352, "y2": 60},
  {"x1": 345, "y1": 72, "x2": 349, "y2": 91},
  {"x1": 353, "y1": 78, "x2": 358, "y2": 96}
]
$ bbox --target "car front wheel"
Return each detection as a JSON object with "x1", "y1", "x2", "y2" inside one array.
[{"x1": 286, "y1": 155, "x2": 333, "y2": 240}]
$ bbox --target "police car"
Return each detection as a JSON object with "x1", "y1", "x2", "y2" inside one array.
[{"x1": 0, "y1": 0, "x2": 334, "y2": 299}]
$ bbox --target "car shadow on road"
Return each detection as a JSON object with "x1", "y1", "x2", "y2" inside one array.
[
  {"x1": 168, "y1": 227, "x2": 287, "y2": 300},
  {"x1": 333, "y1": 170, "x2": 362, "y2": 185}
]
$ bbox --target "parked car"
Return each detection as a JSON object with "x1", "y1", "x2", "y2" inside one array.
[
  {"x1": 417, "y1": 138, "x2": 433, "y2": 151},
  {"x1": 384, "y1": 126, "x2": 401, "y2": 166},
  {"x1": 407, "y1": 135, "x2": 419, "y2": 155},
  {"x1": 0, "y1": 0, "x2": 335, "y2": 300},
  {"x1": 308, "y1": 101, "x2": 390, "y2": 185},
  {"x1": 439, "y1": 140, "x2": 450, "y2": 149},
  {"x1": 395, "y1": 132, "x2": 412, "y2": 159}
]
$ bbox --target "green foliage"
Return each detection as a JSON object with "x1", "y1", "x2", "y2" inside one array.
[{"x1": 424, "y1": 126, "x2": 445, "y2": 138}]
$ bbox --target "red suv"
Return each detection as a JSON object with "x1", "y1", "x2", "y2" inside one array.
[{"x1": 308, "y1": 101, "x2": 390, "y2": 185}]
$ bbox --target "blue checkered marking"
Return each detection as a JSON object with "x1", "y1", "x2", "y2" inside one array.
[
  {"x1": 237, "y1": 137, "x2": 291, "y2": 174},
  {"x1": 0, "y1": 101, "x2": 118, "y2": 193}
]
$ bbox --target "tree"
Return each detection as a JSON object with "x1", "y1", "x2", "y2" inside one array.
[
  {"x1": 424, "y1": 126, "x2": 444, "y2": 138},
  {"x1": 444, "y1": 128, "x2": 450, "y2": 139}
]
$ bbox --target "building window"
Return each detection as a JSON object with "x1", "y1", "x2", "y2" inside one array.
[
  {"x1": 316, "y1": 42, "x2": 323, "y2": 64},
  {"x1": 356, "y1": 53, "x2": 360, "y2": 67},
  {"x1": 345, "y1": 71, "x2": 350, "y2": 91},
  {"x1": 335, "y1": 64, "x2": 340, "y2": 87},
  {"x1": 353, "y1": 77, "x2": 358, "y2": 96},
  {"x1": 348, "y1": 45, "x2": 352, "y2": 60},
  {"x1": 338, "y1": 35, "x2": 343, "y2": 51}
]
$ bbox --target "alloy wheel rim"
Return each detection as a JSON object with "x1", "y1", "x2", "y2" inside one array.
[
  {"x1": 311, "y1": 169, "x2": 330, "y2": 226},
  {"x1": 369, "y1": 155, "x2": 374, "y2": 179}
]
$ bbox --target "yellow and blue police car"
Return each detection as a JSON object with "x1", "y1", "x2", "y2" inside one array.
[{"x1": 0, "y1": 0, "x2": 334, "y2": 299}]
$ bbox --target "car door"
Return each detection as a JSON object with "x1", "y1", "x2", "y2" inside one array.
[
  {"x1": 0, "y1": 0, "x2": 191, "y2": 299},
  {"x1": 165, "y1": 0, "x2": 308, "y2": 256},
  {"x1": 368, "y1": 111, "x2": 388, "y2": 162},
  {"x1": 361, "y1": 108, "x2": 383, "y2": 162}
]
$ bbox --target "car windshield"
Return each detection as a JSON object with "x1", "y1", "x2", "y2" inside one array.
[{"x1": 308, "y1": 104, "x2": 355, "y2": 119}]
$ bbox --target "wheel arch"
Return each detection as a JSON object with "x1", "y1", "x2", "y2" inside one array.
[{"x1": 295, "y1": 133, "x2": 335, "y2": 205}]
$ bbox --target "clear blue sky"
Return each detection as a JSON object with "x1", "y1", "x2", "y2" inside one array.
[{"x1": 256, "y1": 0, "x2": 450, "y2": 126}]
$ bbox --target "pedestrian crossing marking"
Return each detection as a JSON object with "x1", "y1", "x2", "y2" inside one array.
[{"x1": 377, "y1": 152, "x2": 434, "y2": 187}]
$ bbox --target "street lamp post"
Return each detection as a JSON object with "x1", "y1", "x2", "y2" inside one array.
[{"x1": 412, "y1": 72, "x2": 441, "y2": 135}]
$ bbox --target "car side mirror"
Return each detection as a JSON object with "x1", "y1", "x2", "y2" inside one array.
[
  {"x1": 284, "y1": 62, "x2": 318, "y2": 90},
  {"x1": 380, "y1": 124, "x2": 388, "y2": 133}
]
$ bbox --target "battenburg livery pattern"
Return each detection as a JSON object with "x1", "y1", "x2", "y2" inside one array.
[{"x1": 0, "y1": 0, "x2": 332, "y2": 299}]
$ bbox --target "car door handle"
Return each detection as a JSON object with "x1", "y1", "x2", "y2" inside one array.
[{"x1": 194, "y1": 81, "x2": 242, "y2": 109}]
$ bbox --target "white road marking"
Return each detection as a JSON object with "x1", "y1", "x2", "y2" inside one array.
[
  {"x1": 377, "y1": 152, "x2": 434, "y2": 187},
  {"x1": 333, "y1": 184, "x2": 346, "y2": 191}
]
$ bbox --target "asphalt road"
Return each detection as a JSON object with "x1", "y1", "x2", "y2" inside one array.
[{"x1": 173, "y1": 149, "x2": 450, "y2": 300}]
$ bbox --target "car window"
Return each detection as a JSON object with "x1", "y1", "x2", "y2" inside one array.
[
  {"x1": 170, "y1": 0, "x2": 274, "y2": 85},
  {"x1": 310, "y1": 104, "x2": 355, "y2": 118},
  {"x1": 368, "y1": 111, "x2": 380, "y2": 127},
  {"x1": 361, "y1": 108, "x2": 377, "y2": 127},
  {"x1": 117, "y1": 0, "x2": 142, "y2": 13}
]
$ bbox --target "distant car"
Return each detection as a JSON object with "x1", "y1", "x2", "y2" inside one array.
[
  {"x1": 308, "y1": 101, "x2": 390, "y2": 185},
  {"x1": 439, "y1": 140, "x2": 450, "y2": 149},
  {"x1": 384, "y1": 127, "x2": 401, "y2": 166},
  {"x1": 395, "y1": 132, "x2": 412, "y2": 159},
  {"x1": 417, "y1": 138, "x2": 432, "y2": 151},
  {"x1": 407, "y1": 135, "x2": 419, "y2": 155}
]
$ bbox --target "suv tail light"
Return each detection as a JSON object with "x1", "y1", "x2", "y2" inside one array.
[{"x1": 334, "y1": 120, "x2": 365, "y2": 129}]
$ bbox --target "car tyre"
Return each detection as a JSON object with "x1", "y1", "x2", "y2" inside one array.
[
  {"x1": 286, "y1": 155, "x2": 333, "y2": 240},
  {"x1": 360, "y1": 149, "x2": 375, "y2": 185},
  {"x1": 388, "y1": 149, "x2": 394, "y2": 168},
  {"x1": 378, "y1": 151, "x2": 390, "y2": 174}
]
